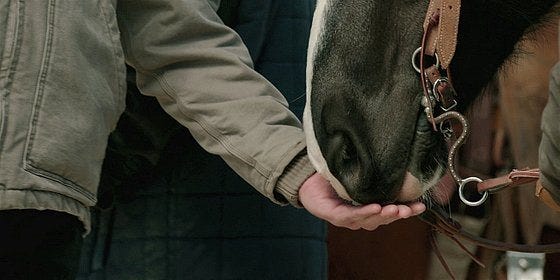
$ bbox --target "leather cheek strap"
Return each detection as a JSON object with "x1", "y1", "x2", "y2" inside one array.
[
  {"x1": 423, "y1": 0, "x2": 461, "y2": 69},
  {"x1": 535, "y1": 179, "x2": 560, "y2": 212}
]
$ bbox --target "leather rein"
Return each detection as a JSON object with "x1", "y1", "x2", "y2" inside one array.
[{"x1": 413, "y1": 0, "x2": 560, "y2": 277}]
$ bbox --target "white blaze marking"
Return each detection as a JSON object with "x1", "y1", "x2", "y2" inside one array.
[{"x1": 304, "y1": 0, "x2": 355, "y2": 202}]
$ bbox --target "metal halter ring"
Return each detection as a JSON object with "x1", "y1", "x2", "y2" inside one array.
[
  {"x1": 458, "y1": 177, "x2": 488, "y2": 207},
  {"x1": 411, "y1": 47, "x2": 440, "y2": 73}
]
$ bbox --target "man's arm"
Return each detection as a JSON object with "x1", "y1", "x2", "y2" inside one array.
[
  {"x1": 117, "y1": 0, "x2": 307, "y2": 204},
  {"x1": 116, "y1": 0, "x2": 426, "y2": 228}
]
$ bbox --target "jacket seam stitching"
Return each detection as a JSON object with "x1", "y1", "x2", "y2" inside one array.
[
  {"x1": 21, "y1": 164, "x2": 96, "y2": 201},
  {"x1": 99, "y1": 1, "x2": 126, "y2": 100},
  {"x1": 20, "y1": 0, "x2": 95, "y2": 201},
  {"x1": 0, "y1": 0, "x2": 25, "y2": 159},
  {"x1": 23, "y1": 0, "x2": 56, "y2": 175}
]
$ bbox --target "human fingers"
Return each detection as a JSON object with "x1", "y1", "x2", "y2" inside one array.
[
  {"x1": 332, "y1": 205, "x2": 399, "y2": 231},
  {"x1": 324, "y1": 203, "x2": 383, "y2": 229},
  {"x1": 359, "y1": 203, "x2": 425, "y2": 231},
  {"x1": 299, "y1": 173, "x2": 387, "y2": 229},
  {"x1": 407, "y1": 201, "x2": 427, "y2": 215},
  {"x1": 357, "y1": 205, "x2": 401, "y2": 230},
  {"x1": 299, "y1": 173, "x2": 426, "y2": 230}
]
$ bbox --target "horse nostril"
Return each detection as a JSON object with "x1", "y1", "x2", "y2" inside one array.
[
  {"x1": 324, "y1": 130, "x2": 392, "y2": 204},
  {"x1": 325, "y1": 132, "x2": 363, "y2": 187}
]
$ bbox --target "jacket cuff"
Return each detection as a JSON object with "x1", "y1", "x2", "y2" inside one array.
[
  {"x1": 274, "y1": 153, "x2": 316, "y2": 208},
  {"x1": 535, "y1": 179, "x2": 560, "y2": 212}
]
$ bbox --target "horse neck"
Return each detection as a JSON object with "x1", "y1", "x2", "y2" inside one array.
[{"x1": 451, "y1": 0, "x2": 559, "y2": 105}]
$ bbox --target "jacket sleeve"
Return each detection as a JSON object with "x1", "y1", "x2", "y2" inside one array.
[
  {"x1": 538, "y1": 62, "x2": 560, "y2": 208},
  {"x1": 116, "y1": 0, "x2": 314, "y2": 206}
]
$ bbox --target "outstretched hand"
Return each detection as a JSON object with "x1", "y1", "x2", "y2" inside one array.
[{"x1": 299, "y1": 173, "x2": 426, "y2": 231}]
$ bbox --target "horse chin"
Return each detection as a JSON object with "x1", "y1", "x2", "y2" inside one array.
[
  {"x1": 395, "y1": 114, "x2": 447, "y2": 203},
  {"x1": 396, "y1": 167, "x2": 444, "y2": 203}
]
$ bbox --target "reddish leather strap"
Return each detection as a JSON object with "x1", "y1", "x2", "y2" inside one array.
[
  {"x1": 421, "y1": 203, "x2": 560, "y2": 253},
  {"x1": 423, "y1": 0, "x2": 461, "y2": 69},
  {"x1": 424, "y1": 65, "x2": 457, "y2": 109},
  {"x1": 477, "y1": 168, "x2": 540, "y2": 193}
]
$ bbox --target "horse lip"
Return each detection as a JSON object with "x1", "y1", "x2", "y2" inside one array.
[
  {"x1": 396, "y1": 172, "x2": 423, "y2": 202},
  {"x1": 397, "y1": 111, "x2": 446, "y2": 202},
  {"x1": 397, "y1": 167, "x2": 445, "y2": 203}
]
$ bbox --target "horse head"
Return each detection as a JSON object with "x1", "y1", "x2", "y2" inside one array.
[{"x1": 304, "y1": 0, "x2": 559, "y2": 205}]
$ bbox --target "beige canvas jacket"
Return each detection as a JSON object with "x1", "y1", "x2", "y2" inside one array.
[
  {"x1": 538, "y1": 61, "x2": 560, "y2": 209},
  {"x1": 0, "y1": 0, "x2": 314, "y2": 233}
]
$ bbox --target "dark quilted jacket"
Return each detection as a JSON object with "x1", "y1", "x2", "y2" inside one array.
[{"x1": 77, "y1": 1, "x2": 326, "y2": 279}]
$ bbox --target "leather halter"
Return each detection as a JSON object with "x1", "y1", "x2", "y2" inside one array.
[
  {"x1": 415, "y1": 0, "x2": 560, "y2": 277},
  {"x1": 417, "y1": 0, "x2": 556, "y2": 206}
]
